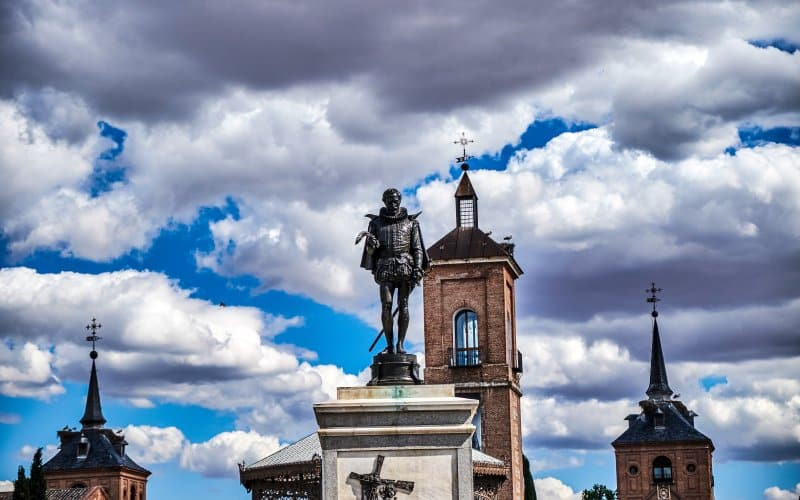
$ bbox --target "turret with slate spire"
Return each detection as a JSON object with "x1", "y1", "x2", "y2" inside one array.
[
  {"x1": 43, "y1": 318, "x2": 150, "y2": 500},
  {"x1": 612, "y1": 285, "x2": 715, "y2": 500}
]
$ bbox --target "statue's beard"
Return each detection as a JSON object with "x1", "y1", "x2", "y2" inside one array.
[{"x1": 385, "y1": 205, "x2": 400, "y2": 216}]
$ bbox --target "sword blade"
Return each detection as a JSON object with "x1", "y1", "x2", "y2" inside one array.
[{"x1": 368, "y1": 307, "x2": 399, "y2": 352}]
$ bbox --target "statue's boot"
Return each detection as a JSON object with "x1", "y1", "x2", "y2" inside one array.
[{"x1": 381, "y1": 325, "x2": 395, "y2": 355}]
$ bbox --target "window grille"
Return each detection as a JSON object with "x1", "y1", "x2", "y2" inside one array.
[{"x1": 459, "y1": 199, "x2": 474, "y2": 227}]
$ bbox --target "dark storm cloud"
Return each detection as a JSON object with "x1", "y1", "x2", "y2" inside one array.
[
  {"x1": 57, "y1": 356, "x2": 253, "y2": 387},
  {"x1": 610, "y1": 42, "x2": 800, "y2": 160},
  {"x1": 511, "y1": 217, "x2": 800, "y2": 365},
  {"x1": 524, "y1": 433, "x2": 607, "y2": 451},
  {"x1": 520, "y1": 280, "x2": 800, "y2": 365},
  {"x1": 726, "y1": 442, "x2": 800, "y2": 462},
  {"x1": 533, "y1": 380, "x2": 641, "y2": 402},
  {"x1": 4, "y1": 0, "x2": 786, "y2": 123},
  {"x1": 2, "y1": 0, "x2": 599, "y2": 118},
  {"x1": 520, "y1": 249, "x2": 800, "y2": 322}
]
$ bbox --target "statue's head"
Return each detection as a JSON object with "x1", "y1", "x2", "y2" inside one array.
[{"x1": 382, "y1": 188, "x2": 402, "y2": 214}]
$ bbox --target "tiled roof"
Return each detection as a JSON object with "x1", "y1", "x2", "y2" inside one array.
[
  {"x1": 427, "y1": 227, "x2": 521, "y2": 272},
  {"x1": 0, "y1": 487, "x2": 108, "y2": 500},
  {"x1": 245, "y1": 432, "x2": 506, "y2": 471},
  {"x1": 80, "y1": 360, "x2": 106, "y2": 429},
  {"x1": 455, "y1": 172, "x2": 477, "y2": 198},
  {"x1": 43, "y1": 428, "x2": 150, "y2": 475},
  {"x1": 471, "y1": 449, "x2": 505, "y2": 467},
  {"x1": 612, "y1": 401, "x2": 713, "y2": 447},
  {"x1": 47, "y1": 488, "x2": 89, "y2": 500},
  {"x1": 247, "y1": 432, "x2": 321, "y2": 469},
  {"x1": 646, "y1": 318, "x2": 673, "y2": 400}
]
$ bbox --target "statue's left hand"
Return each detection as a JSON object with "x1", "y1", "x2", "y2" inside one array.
[{"x1": 413, "y1": 267, "x2": 424, "y2": 283}]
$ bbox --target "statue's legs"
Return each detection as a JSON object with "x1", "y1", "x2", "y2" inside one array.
[
  {"x1": 379, "y1": 283, "x2": 395, "y2": 354},
  {"x1": 396, "y1": 282, "x2": 410, "y2": 353}
]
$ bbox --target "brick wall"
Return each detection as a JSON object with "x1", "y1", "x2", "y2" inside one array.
[
  {"x1": 614, "y1": 443, "x2": 714, "y2": 500},
  {"x1": 46, "y1": 469, "x2": 148, "y2": 500},
  {"x1": 423, "y1": 258, "x2": 523, "y2": 500}
]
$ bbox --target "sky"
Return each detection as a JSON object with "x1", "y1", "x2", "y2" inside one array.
[{"x1": 0, "y1": 1, "x2": 799, "y2": 498}]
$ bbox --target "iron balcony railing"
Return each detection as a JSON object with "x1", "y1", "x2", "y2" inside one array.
[
  {"x1": 449, "y1": 347, "x2": 482, "y2": 367},
  {"x1": 513, "y1": 349, "x2": 524, "y2": 373}
]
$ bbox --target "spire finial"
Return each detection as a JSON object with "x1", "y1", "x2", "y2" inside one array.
[
  {"x1": 81, "y1": 317, "x2": 107, "y2": 429},
  {"x1": 85, "y1": 317, "x2": 102, "y2": 359},
  {"x1": 646, "y1": 282, "x2": 662, "y2": 318},
  {"x1": 644, "y1": 285, "x2": 673, "y2": 400},
  {"x1": 453, "y1": 132, "x2": 474, "y2": 164}
]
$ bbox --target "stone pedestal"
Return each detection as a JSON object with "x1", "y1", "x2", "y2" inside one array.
[{"x1": 314, "y1": 384, "x2": 477, "y2": 500}]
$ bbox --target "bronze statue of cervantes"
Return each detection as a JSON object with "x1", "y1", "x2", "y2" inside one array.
[{"x1": 358, "y1": 188, "x2": 429, "y2": 355}]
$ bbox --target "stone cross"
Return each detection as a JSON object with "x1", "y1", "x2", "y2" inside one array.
[{"x1": 348, "y1": 455, "x2": 414, "y2": 499}]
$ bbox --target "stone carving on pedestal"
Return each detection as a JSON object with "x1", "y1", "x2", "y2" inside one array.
[{"x1": 347, "y1": 455, "x2": 414, "y2": 499}]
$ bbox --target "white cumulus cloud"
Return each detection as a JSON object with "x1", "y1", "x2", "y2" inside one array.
[
  {"x1": 534, "y1": 476, "x2": 582, "y2": 500},
  {"x1": 179, "y1": 430, "x2": 281, "y2": 479},
  {"x1": 764, "y1": 483, "x2": 800, "y2": 500},
  {"x1": 123, "y1": 425, "x2": 186, "y2": 464}
]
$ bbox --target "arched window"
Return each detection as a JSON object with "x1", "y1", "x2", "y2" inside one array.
[
  {"x1": 653, "y1": 456, "x2": 673, "y2": 482},
  {"x1": 453, "y1": 309, "x2": 479, "y2": 366}
]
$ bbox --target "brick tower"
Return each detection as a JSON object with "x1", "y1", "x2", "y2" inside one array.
[
  {"x1": 423, "y1": 164, "x2": 524, "y2": 500},
  {"x1": 612, "y1": 286, "x2": 714, "y2": 500},
  {"x1": 43, "y1": 319, "x2": 150, "y2": 500}
]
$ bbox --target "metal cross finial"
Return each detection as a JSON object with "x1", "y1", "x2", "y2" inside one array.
[
  {"x1": 85, "y1": 317, "x2": 103, "y2": 358},
  {"x1": 646, "y1": 282, "x2": 663, "y2": 317},
  {"x1": 453, "y1": 132, "x2": 474, "y2": 164}
]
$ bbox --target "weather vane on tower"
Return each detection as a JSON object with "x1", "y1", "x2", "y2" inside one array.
[
  {"x1": 453, "y1": 132, "x2": 474, "y2": 165},
  {"x1": 646, "y1": 283, "x2": 662, "y2": 318},
  {"x1": 85, "y1": 317, "x2": 103, "y2": 359}
]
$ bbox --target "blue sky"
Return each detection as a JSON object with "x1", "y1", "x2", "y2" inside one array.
[{"x1": 1, "y1": 2, "x2": 799, "y2": 499}]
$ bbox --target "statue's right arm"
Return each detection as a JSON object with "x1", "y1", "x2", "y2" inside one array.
[{"x1": 365, "y1": 221, "x2": 380, "y2": 251}]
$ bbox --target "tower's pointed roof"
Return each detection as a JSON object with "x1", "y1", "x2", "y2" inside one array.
[
  {"x1": 44, "y1": 317, "x2": 150, "y2": 478},
  {"x1": 613, "y1": 285, "x2": 713, "y2": 450},
  {"x1": 80, "y1": 359, "x2": 106, "y2": 429},
  {"x1": 646, "y1": 314, "x2": 673, "y2": 400},
  {"x1": 455, "y1": 168, "x2": 477, "y2": 198},
  {"x1": 427, "y1": 162, "x2": 522, "y2": 276}
]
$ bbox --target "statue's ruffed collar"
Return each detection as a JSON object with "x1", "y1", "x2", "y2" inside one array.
[{"x1": 379, "y1": 207, "x2": 408, "y2": 222}]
